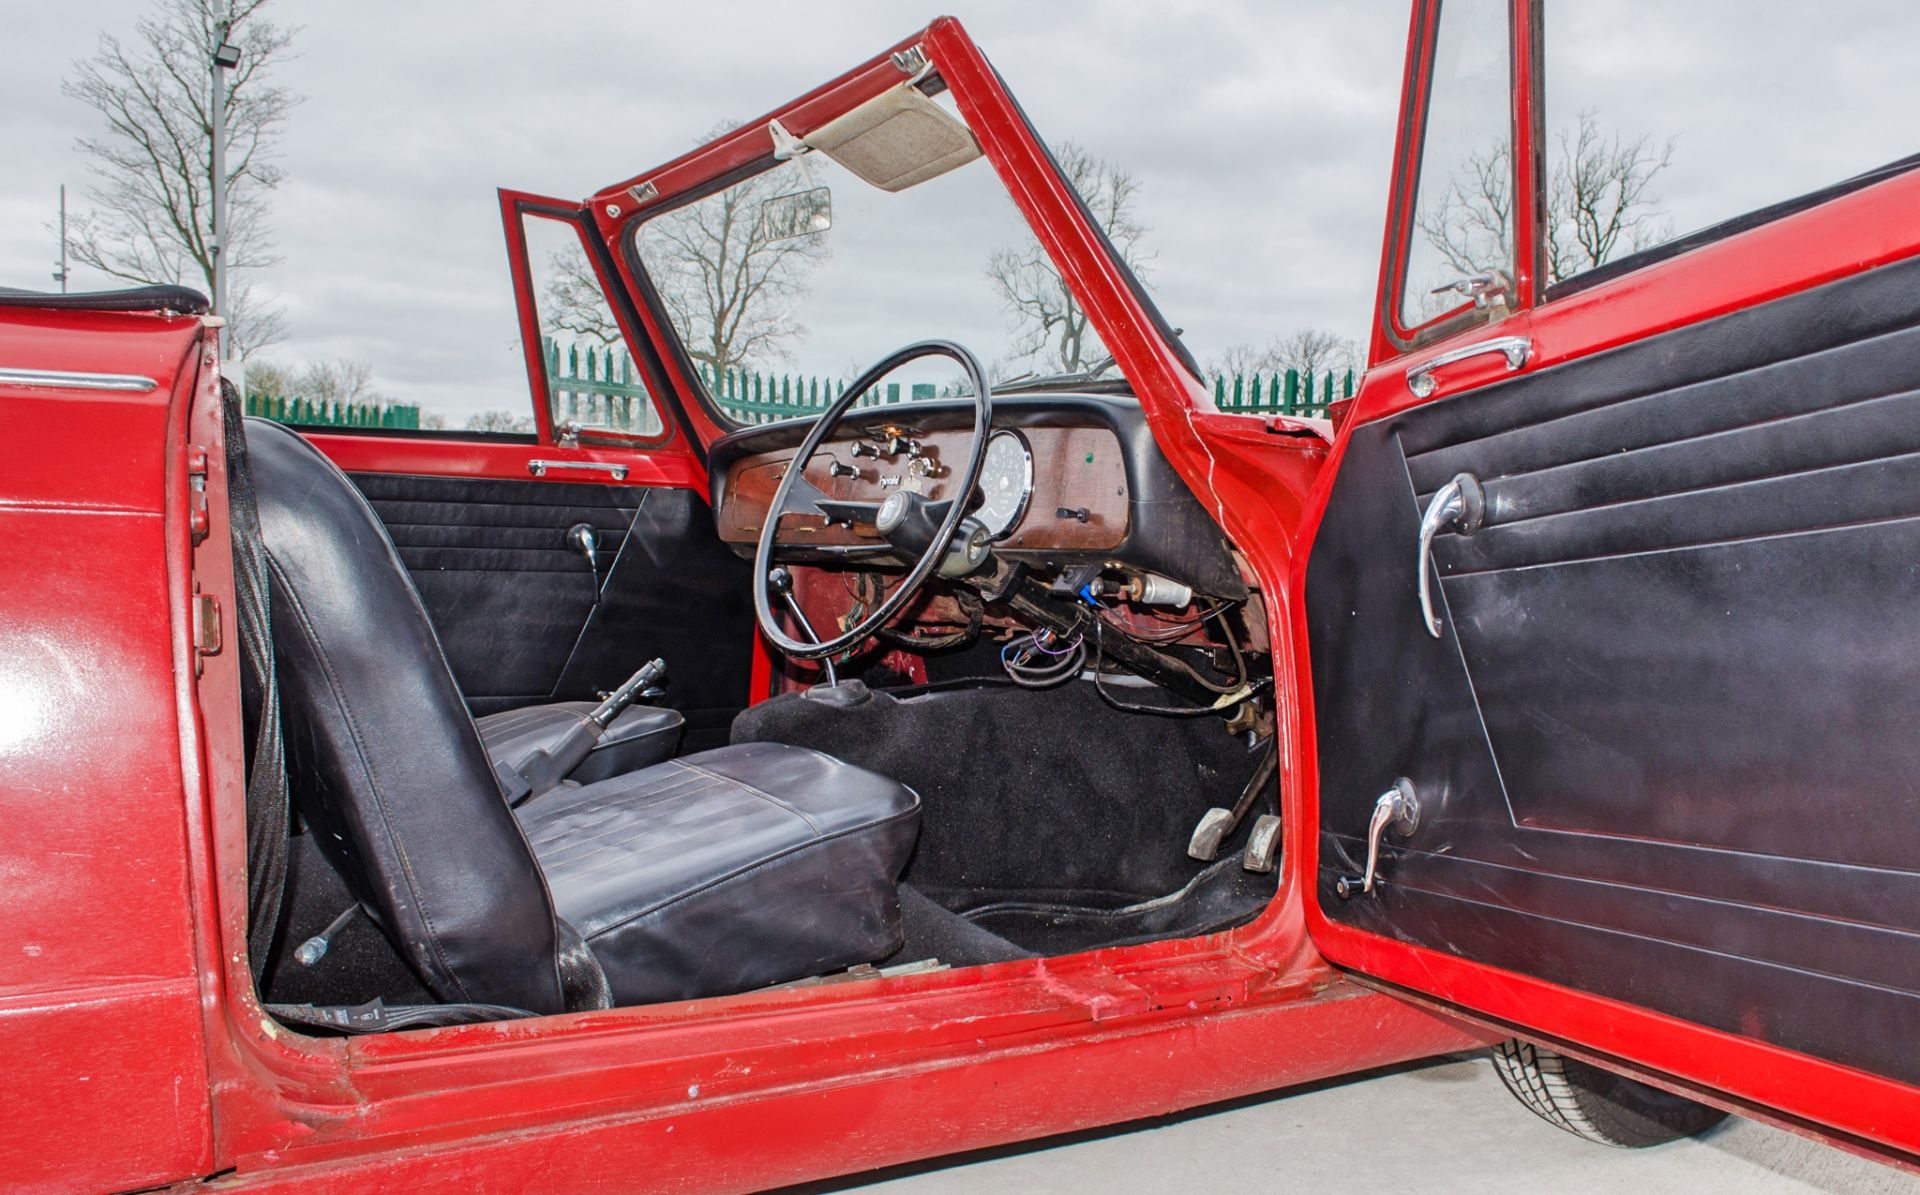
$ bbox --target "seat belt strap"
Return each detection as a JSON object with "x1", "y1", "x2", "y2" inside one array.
[{"x1": 223, "y1": 382, "x2": 292, "y2": 983}]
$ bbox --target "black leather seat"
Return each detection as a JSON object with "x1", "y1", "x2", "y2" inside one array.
[
  {"x1": 476, "y1": 701, "x2": 684, "y2": 792},
  {"x1": 246, "y1": 419, "x2": 920, "y2": 1013}
]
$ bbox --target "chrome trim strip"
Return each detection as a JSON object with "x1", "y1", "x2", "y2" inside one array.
[{"x1": 0, "y1": 366, "x2": 159, "y2": 393}]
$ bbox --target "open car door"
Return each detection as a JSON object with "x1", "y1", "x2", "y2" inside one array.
[{"x1": 1298, "y1": 0, "x2": 1920, "y2": 1161}]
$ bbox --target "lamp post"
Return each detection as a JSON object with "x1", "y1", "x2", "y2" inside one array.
[
  {"x1": 53, "y1": 185, "x2": 68, "y2": 293},
  {"x1": 209, "y1": 1, "x2": 240, "y2": 323}
]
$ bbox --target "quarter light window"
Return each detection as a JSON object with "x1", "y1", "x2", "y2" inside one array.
[
  {"x1": 520, "y1": 212, "x2": 664, "y2": 441},
  {"x1": 1398, "y1": 0, "x2": 1515, "y2": 333}
]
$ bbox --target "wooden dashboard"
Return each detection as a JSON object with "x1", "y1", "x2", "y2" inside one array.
[{"x1": 715, "y1": 425, "x2": 1130, "y2": 551}]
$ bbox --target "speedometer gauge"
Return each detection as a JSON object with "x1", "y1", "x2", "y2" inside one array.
[{"x1": 973, "y1": 429, "x2": 1034, "y2": 541}]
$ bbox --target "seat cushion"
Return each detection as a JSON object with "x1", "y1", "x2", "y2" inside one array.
[
  {"x1": 518, "y1": 742, "x2": 921, "y2": 1004},
  {"x1": 476, "y1": 701, "x2": 685, "y2": 789}
]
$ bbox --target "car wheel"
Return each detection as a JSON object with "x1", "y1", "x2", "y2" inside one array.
[{"x1": 1492, "y1": 1039, "x2": 1729, "y2": 1147}]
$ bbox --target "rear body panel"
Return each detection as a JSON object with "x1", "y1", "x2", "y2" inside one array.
[{"x1": 0, "y1": 308, "x2": 215, "y2": 1191}]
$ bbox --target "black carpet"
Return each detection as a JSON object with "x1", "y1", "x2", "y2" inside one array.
[
  {"x1": 261, "y1": 833, "x2": 432, "y2": 1008},
  {"x1": 889, "y1": 884, "x2": 1033, "y2": 967},
  {"x1": 732, "y1": 678, "x2": 1278, "y2": 953},
  {"x1": 952, "y1": 855, "x2": 1276, "y2": 955}
]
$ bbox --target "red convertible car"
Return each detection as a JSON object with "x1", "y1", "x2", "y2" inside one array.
[{"x1": 4, "y1": 3, "x2": 1919, "y2": 1189}]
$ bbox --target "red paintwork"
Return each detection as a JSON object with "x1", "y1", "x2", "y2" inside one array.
[
  {"x1": 302, "y1": 430, "x2": 702, "y2": 491},
  {"x1": 498, "y1": 188, "x2": 562, "y2": 446},
  {"x1": 0, "y1": 309, "x2": 215, "y2": 1191},
  {"x1": 4, "y1": 6, "x2": 1913, "y2": 1189}
]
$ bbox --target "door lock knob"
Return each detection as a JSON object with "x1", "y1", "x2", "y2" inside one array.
[{"x1": 1335, "y1": 778, "x2": 1421, "y2": 898}]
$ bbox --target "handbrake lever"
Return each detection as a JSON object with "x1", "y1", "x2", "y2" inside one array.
[
  {"x1": 591, "y1": 658, "x2": 668, "y2": 728},
  {"x1": 298, "y1": 658, "x2": 671, "y2": 972},
  {"x1": 515, "y1": 658, "x2": 668, "y2": 798}
]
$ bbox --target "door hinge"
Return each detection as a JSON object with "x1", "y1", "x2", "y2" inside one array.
[
  {"x1": 187, "y1": 445, "x2": 211, "y2": 545},
  {"x1": 193, "y1": 587, "x2": 223, "y2": 678}
]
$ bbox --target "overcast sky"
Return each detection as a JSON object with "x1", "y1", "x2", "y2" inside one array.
[
  {"x1": 2, "y1": 2, "x2": 1410, "y2": 421},
  {"x1": 4, "y1": 3, "x2": 1914, "y2": 424}
]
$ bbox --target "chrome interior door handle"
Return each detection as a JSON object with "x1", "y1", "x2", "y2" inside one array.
[
  {"x1": 1418, "y1": 472, "x2": 1484, "y2": 638},
  {"x1": 1335, "y1": 778, "x2": 1422, "y2": 898},
  {"x1": 528, "y1": 459, "x2": 629, "y2": 481},
  {"x1": 1405, "y1": 335, "x2": 1531, "y2": 398}
]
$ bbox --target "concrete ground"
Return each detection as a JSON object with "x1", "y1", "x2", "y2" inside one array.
[{"x1": 803, "y1": 1054, "x2": 1919, "y2": 1194}]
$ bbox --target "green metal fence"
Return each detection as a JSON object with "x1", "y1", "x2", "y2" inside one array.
[
  {"x1": 244, "y1": 392, "x2": 422, "y2": 429},
  {"x1": 546, "y1": 339, "x2": 662, "y2": 436},
  {"x1": 1212, "y1": 368, "x2": 1356, "y2": 419},
  {"x1": 244, "y1": 340, "x2": 1357, "y2": 435},
  {"x1": 544, "y1": 338, "x2": 1356, "y2": 426}
]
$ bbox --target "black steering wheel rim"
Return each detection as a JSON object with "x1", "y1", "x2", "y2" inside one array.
[{"x1": 752, "y1": 340, "x2": 993, "y2": 662}]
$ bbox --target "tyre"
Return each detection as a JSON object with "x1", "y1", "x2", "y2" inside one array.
[{"x1": 1492, "y1": 1039, "x2": 1729, "y2": 1147}]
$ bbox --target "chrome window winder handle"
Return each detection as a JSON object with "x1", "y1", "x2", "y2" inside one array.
[
  {"x1": 1417, "y1": 473, "x2": 1484, "y2": 638},
  {"x1": 1335, "y1": 778, "x2": 1422, "y2": 898}
]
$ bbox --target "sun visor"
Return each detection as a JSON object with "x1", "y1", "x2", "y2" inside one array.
[{"x1": 803, "y1": 83, "x2": 983, "y2": 192}]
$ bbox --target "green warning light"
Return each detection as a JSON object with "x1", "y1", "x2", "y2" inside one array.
[{"x1": 1084, "y1": 452, "x2": 1095, "y2": 464}]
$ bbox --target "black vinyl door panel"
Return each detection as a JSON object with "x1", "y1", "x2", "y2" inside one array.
[
  {"x1": 1307, "y1": 252, "x2": 1920, "y2": 1084},
  {"x1": 350, "y1": 473, "x2": 752, "y2": 737}
]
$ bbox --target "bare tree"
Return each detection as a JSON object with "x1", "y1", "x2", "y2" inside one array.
[
  {"x1": 631, "y1": 129, "x2": 828, "y2": 379},
  {"x1": 540, "y1": 243, "x2": 622, "y2": 348},
  {"x1": 1208, "y1": 328, "x2": 1359, "y2": 381},
  {"x1": 1268, "y1": 328, "x2": 1359, "y2": 380},
  {"x1": 1414, "y1": 143, "x2": 1516, "y2": 288},
  {"x1": 464, "y1": 409, "x2": 536, "y2": 434},
  {"x1": 1205, "y1": 342, "x2": 1277, "y2": 379},
  {"x1": 62, "y1": 0, "x2": 297, "y2": 355},
  {"x1": 1416, "y1": 111, "x2": 1673, "y2": 309},
  {"x1": 239, "y1": 356, "x2": 292, "y2": 397},
  {"x1": 987, "y1": 141, "x2": 1152, "y2": 374},
  {"x1": 1544, "y1": 111, "x2": 1675, "y2": 284},
  {"x1": 291, "y1": 359, "x2": 389, "y2": 406}
]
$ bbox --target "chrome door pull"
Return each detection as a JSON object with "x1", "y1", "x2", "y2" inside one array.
[
  {"x1": 528, "y1": 459, "x2": 629, "y2": 481},
  {"x1": 1405, "y1": 335, "x2": 1531, "y2": 398},
  {"x1": 1335, "y1": 778, "x2": 1421, "y2": 898},
  {"x1": 1418, "y1": 472, "x2": 1484, "y2": 638}
]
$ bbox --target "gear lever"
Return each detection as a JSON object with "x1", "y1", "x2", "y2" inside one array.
[{"x1": 768, "y1": 567, "x2": 837, "y2": 686}]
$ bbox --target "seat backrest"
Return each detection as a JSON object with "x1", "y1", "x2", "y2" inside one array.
[{"x1": 247, "y1": 419, "x2": 565, "y2": 1014}]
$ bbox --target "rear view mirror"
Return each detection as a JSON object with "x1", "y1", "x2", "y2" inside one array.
[{"x1": 758, "y1": 186, "x2": 833, "y2": 243}]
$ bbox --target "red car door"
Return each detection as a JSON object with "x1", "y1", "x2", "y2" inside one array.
[
  {"x1": 1297, "y1": 0, "x2": 1920, "y2": 1160},
  {"x1": 288, "y1": 192, "x2": 756, "y2": 744}
]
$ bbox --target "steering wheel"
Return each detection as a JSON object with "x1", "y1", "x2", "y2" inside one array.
[{"x1": 752, "y1": 340, "x2": 993, "y2": 662}]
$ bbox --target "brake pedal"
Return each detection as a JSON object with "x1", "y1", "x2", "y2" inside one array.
[
  {"x1": 1187, "y1": 807, "x2": 1238, "y2": 861},
  {"x1": 1243, "y1": 814, "x2": 1281, "y2": 874}
]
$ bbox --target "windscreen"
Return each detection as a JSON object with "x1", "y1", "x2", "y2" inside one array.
[{"x1": 628, "y1": 90, "x2": 1146, "y2": 425}]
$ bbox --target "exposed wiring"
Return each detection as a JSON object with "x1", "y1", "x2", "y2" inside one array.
[
  {"x1": 1088, "y1": 619, "x2": 1265, "y2": 716},
  {"x1": 1095, "y1": 599, "x2": 1235, "y2": 645},
  {"x1": 1000, "y1": 626, "x2": 1086, "y2": 688},
  {"x1": 1092, "y1": 603, "x2": 1248, "y2": 694},
  {"x1": 848, "y1": 572, "x2": 984, "y2": 651}
]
